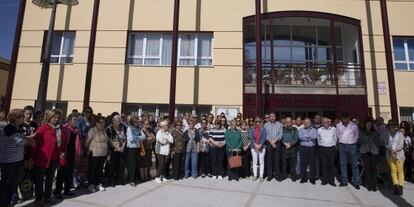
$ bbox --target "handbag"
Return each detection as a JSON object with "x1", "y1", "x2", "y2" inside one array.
[
  {"x1": 228, "y1": 150, "x2": 242, "y2": 168},
  {"x1": 140, "y1": 141, "x2": 146, "y2": 156}
]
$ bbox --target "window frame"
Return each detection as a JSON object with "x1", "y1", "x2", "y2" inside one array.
[
  {"x1": 393, "y1": 37, "x2": 414, "y2": 71},
  {"x1": 41, "y1": 31, "x2": 76, "y2": 64},
  {"x1": 127, "y1": 31, "x2": 214, "y2": 67}
]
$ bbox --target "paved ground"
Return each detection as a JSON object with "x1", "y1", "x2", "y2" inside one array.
[{"x1": 16, "y1": 177, "x2": 414, "y2": 207}]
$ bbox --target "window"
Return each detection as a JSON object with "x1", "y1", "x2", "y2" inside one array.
[
  {"x1": 127, "y1": 32, "x2": 213, "y2": 66},
  {"x1": 400, "y1": 107, "x2": 414, "y2": 123},
  {"x1": 393, "y1": 37, "x2": 414, "y2": 70},
  {"x1": 47, "y1": 32, "x2": 75, "y2": 64}
]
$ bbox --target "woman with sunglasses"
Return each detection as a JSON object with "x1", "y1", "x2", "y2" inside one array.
[
  {"x1": 171, "y1": 119, "x2": 186, "y2": 180},
  {"x1": 140, "y1": 118, "x2": 156, "y2": 181},
  {"x1": 386, "y1": 120, "x2": 406, "y2": 195},
  {"x1": 249, "y1": 117, "x2": 266, "y2": 181}
]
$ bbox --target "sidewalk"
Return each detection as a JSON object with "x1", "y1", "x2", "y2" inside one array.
[{"x1": 17, "y1": 178, "x2": 414, "y2": 207}]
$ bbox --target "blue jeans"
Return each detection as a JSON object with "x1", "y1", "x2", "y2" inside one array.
[
  {"x1": 339, "y1": 144, "x2": 360, "y2": 184},
  {"x1": 185, "y1": 151, "x2": 198, "y2": 177}
]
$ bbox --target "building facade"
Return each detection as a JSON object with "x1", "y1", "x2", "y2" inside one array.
[{"x1": 7, "y1": 0, "x2": 414, "y2": 121}]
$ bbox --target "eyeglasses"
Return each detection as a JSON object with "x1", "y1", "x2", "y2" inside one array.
[
  {"x1": 144, "y1": 123, "x2": 150, "y2": 125},
  {"x1": 255, "y1": 121, "x2": 261, "y2": 123}
]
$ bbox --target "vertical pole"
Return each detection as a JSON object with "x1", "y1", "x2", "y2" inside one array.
[
  {"x1": 83, "y1": 0, "x2": 100, "y2": 109},
  {"x1": 169, "y1": 0, "x2": 180, "y2": 123},
  {"x1": 3, "y1": 0, "x2": 27, "y2": 112},
  {"x1": 380, "y1": 0, "x2": 399, "y2": 122},
  {"x1": 35, "y1": 0, "x2": 58, "y2": 113},
  {"x1": 330, "y1": 19, "x2": 340, "y2": 118},
  {"x1": 255, "y1": 0, "x2": 263, "y2": 117}
]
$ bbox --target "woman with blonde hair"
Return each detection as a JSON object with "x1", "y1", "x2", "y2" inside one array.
[
  {"x1": 155, "y1": 120, "x2": 173, "y2": 183},
  {"x1": 32, "y1": 109, "x2": 66, "y2": 204}
]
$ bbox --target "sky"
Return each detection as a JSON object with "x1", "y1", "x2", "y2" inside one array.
[{"x1": 0, "y1": 0, "x2": 20, "y2": 60}]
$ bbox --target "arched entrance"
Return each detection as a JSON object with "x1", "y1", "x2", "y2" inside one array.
[{"x1": 243, "y1": 11, "x2": 368, "y2": 120}]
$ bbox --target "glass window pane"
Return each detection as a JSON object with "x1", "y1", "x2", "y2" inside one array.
[
  {"x1": 129, "y1": 33, "x2": 144, "y2": 57},
  {"x1": 273, "y1": 25, "x2": 290, "y2": 46},
  {"x1": 407, "y1": 39, "x2": 414, "y2": 61},
  {"x1": 395, "y1": 63, "x2": 408, "y2": 70},
  {"x1": 197, "y1": 34, "x2": 212, "y2": 59},
  {"x1": 146, "y1": 34, "x2": 160, "y2": 56},
  {"x1": 51, "y1": 33, "x2": 63, "y2": 56},
  {"x1": 334, "y1": 27, "x2": 342, "y2": 46},
  {"x1": 336, "y1": 48, "x2": 343, "y2": 61},
  {"x1": 144, "y1": 58, "x2": 160, "y2": 65},
  {"x1": 317, "y1": 47, "x2": 332, "y2": 62},
  {"x1": 179, "y1": 59, "x2": 195, "y2": 66},
  {"x1": 292, "y1": 26, "x2": 316, "y2": 47},
  {"x1": 410, "y1": 63, "x2": 414, "y2": 70},
  {"x1": 62, "y1": 32, "x2": 75, "y2": 56},
  {"x1": 50, "y1": 57, "x2": 59, "y2": 63},
  {"x1": 292, "y1": 47, "x2": 308, "y2": 62},
  {"x1": 317, "y1": 26, "x2": 331, "y2": 46},
  {"x1": 274, "y1": 47, "x2": 290, "y2": 62},
  {"x1": 161, "y1": 34, "x2": 172, "y2": 65},
  {"x1": 180, "y1": 34, "x2": 195, "y2": 57},
  {"x1": 393, "y1": 39, "x2": 406, "y2": 61}
]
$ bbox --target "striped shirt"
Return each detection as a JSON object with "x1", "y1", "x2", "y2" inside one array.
[
  {"x1": 209, "y1": 127, "x2": 226, "y2": 145},
  {"x1": 0, "y1": 124, "x2": 27, "y2": 163}
]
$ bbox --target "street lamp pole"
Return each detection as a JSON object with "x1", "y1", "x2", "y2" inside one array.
[
  {"x1": 33, "y1": 0, "x2": 78, "y2": 113},
  {"x1": 34, "y1": 0, "x2": 58, "y2": 113}
]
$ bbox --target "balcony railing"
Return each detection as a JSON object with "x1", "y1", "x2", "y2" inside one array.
[{"x1": 244, "y1": 62, "x2": 365, "y2": 95}]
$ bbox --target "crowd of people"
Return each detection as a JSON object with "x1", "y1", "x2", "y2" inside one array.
[{"x1": 0, "y1": 106, "x2": 413, "y2": 207}]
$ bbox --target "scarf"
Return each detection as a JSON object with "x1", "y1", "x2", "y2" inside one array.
[
  {"x1": 255, "y1": 125, "x2": 261, "y2": 144},
  {"x1": 64, "y1": 123, "x2": 81, "y2": 163},
  {"x1": 49, "y1": 123, "x2": 62, "y2": 147}
]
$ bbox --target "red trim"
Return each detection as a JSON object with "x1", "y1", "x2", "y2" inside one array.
[
  {"x1": 244, "y1": 11, "x2": 360, "y2": 25},
  {"x1": 254, "y1": 0, "x2": 263, "y2": 117},
  {"x1": 380, "y1": 0, "x2": 399, "y2": 122},
  {"x1": 83, "y1": 0, "x2": 100, "y2": 109},
  {"x1": 3, "y1": 0, "x2": 26, "y2": 112},
  {"x1": 168, "y1": 0, "x2": 180, "y2": 123}
]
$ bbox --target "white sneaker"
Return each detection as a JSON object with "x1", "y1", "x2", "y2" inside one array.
[
  {"x1": 155, "y1": 177, "x2": 162, "y2": 184},
  {"x1": 96, "y1": 184, "x2": 105, "y2": 191},
  {"x1": 218, "y1": 176, "x2": 223, "y2": 180},
  {"x1": 212, "y1": 176, "x2": 217, "y2": 180},
  {"x1": 162, "y1": 178, "x2": 170, "y2": 182},
  {"x1": 88, "y1": 185, "x2": 96, "y2": 193}
]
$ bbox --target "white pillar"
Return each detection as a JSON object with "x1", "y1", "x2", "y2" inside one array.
[
  {"x1": 155, "y1": 105, "x2": 160, "y2": 118},
  {"x1": 138, "y1": 105, "x2": 142, "y2": 117}
]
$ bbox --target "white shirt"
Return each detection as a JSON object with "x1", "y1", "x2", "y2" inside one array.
[
  {"x1": 317, "y1": 126, "x2": 337, "y2": 147},
  {"x1": 156, "y1": 130, "x2": 174, "y2": 155}
]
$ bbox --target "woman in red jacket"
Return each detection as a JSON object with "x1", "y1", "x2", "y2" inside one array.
[{"x1": 32, "y1": 109, "x2": 66, "y2": 204}]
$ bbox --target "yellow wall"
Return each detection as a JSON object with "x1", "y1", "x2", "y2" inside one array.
[{"x1": 11, "y1": 0, "x2": 414, "y2": 118}]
